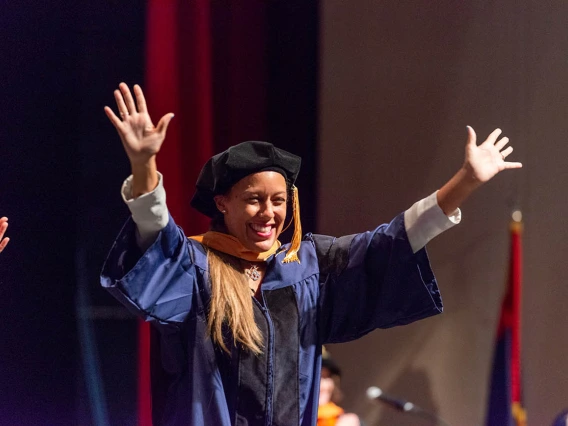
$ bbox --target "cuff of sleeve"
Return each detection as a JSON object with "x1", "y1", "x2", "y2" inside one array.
[
  {"x1": 404, "y1": 190, "x2": 461, "y2": 253},
  {"x1": 121, "y1": 173, "x2": 170, "y2": 249}
]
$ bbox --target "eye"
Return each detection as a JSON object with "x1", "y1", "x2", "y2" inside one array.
[
  {"x1": 272, "y1": 197, "x2": 287, "y2": 206},
  {"x1": 247, "y1": 197, "x2": 260, "y2": 204}
]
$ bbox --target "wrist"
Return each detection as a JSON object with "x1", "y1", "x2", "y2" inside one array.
[
  {"x1": 130, "y1": 156, "x2": 157, "y2": 174},
  {"x1": 458, "y1": 165, "x2": 484, "y2": 191},
  {"x1": 131, "y1": 157, "x2": 159, "y2": 198},
  {"x1": 437, "y1": 167, "x2": 481, "y2": 215}
]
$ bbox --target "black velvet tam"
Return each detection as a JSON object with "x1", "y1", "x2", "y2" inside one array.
[{"x1": 190, "y1": 141, "x2": 302, "y2": 218}]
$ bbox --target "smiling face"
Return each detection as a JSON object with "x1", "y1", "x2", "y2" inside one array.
[
  {"x1": 319, "y1": 367, "x2": 335, "y2": 406},
  {"x1": 214, "y1": 171, "x2": 288, "y2": 252}
]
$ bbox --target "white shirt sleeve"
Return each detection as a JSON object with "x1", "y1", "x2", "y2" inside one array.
[
  {"x1": 122, "y1": 177, "x2": 459, "y2": 254},
  {"x1": 404, "y1": 191, "x2": 461, "y2": 253},
  {"x1": 121, "y1": 172, "x2": 170, "y2": 251}
]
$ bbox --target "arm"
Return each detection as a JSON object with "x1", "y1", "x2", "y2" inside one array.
[
  {"x1": 317, "y1": 127, "x2": 523, "y2": 343},
  {"x1": 437, "y1": 126, "x2": 522, "y2": 214},
  {"x1": 0, "y1": 217, "x2": 9, "y2": 253},
  {"x1": 101, "y1": 214, "x2": 201, "y2": 327},
  {"x1": 315, "y1": 214, "x2": 442, "y2": 344},
  {"x1": 405, "y1": 126, "x2": 522, "y2": 252},
  {"x1": 105, "y1": 83, "x2": 175, "y2": 247},
  {"x1": 122, "y1": 172, "x2": 169, "y2": 251},
  {"x1": 103, "y1": 84, "x2": 198, "y2": 326},
  {"x1": 336, "y1": 414, "x2": 360, "y2": 426},
  {"x1": 404, "y1": 191, "x2": 460, "y2": 253}
]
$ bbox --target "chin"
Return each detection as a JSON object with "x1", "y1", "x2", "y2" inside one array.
[{"x1": 252, "y1": 240, "x2": 275, "y2": 252}]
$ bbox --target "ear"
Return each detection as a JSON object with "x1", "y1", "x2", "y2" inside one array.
[{"x1": 213, "y1": 195, "x2": 227, "y2": 214}]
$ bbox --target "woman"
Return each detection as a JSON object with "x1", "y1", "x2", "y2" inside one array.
[{"x1": 101, "y1": 83, "x2": 521, "y2": 426}]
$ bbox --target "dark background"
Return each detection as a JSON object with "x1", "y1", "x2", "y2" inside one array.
[
  {"x1": 0, "y1": 2, "x2": 318, "y2": 424},
  {"x1": 6, "y1": 1, "x2": 566, "y2": 425}
]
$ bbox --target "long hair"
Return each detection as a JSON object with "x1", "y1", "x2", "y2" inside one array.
[{"x1": 206, "y1": 218, "x2": 263, "y2": 355}]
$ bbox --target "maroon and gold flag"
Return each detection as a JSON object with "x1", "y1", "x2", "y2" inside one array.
[{"x1": 486, "y1": 217, "x2": 526, "y2": 426}]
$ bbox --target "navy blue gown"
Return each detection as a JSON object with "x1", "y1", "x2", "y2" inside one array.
[{"x1": 101, "y1": 212, "x2": 442, "y2": 426}]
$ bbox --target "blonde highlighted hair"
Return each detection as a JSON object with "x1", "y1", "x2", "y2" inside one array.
[{"x1": 206, "y1": 248, "x2": 263, "y2": 355}]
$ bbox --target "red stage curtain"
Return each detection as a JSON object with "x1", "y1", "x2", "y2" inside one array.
[
  {"x1": 141, "y1": 1, "x2": 215, "y2": 424},
  {"x1": 145, "y1": 0, "x2": 214, "y2": 230},
  {"x1": 139, "y1": 2, "x2": 317, "y2": 423},
  {"x1": 140, "y1": 2, "x2": 271, "y2": 424}
]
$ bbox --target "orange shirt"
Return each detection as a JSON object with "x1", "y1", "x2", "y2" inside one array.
[{"x1": 317, "y1": 402, "x2": 344, "y2": 426}]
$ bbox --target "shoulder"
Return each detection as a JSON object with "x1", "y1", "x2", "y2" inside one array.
[
  {"x1": 261, "y1": 238, "x2": 320, "y2": 287},
  {"x1": 303, "y1": 232, "x2": 357, "y2": 277},
  {"x1": 186, "y1": 238, "x2": 209, "y2": 272}
]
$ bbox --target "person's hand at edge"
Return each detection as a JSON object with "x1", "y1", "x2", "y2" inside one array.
[{"x1": 0, "y1": 217, "x2": 9, "y2": 253}]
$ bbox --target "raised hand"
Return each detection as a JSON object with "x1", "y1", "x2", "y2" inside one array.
[
  {"x1": 463, "y1": 126, "x2": 522, "y2": 183},
  {"x1": 0, "y1": 217, "x2": 9, "y2": 253},
  {"x1": 105, "y1": 83, "x2": 174, "y2": 197},
  {"x1": 437, "y1": 126, "x2": 523, "y2": 215},
  {"x1": 104, "y1": 83, "x2": 174, "y2": 166}
]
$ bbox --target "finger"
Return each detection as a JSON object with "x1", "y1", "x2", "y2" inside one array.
[
  {"x1": 133, "y1": 84, "x2": 147, "y2": 113},
  {"x1": 494, "y1": 136, "x2": 510, "y2": 151},
  {"x1": 104, "y1": 106, "x2": 124, "y2": 129},
  {"x1": 119, "y1": 82, "x2": 137, "y2": 114},
  {"x1": 0, "y1": 222, "x2": 7, "y2": 239},
  {"x1": 0, "y1": 216, "x2": 7, "y2": 222},
  {"x1": 500, "y1": 146, "x2": 513, "y2": 159},
  {"x1": 156, "y1": 113, "x2": 175, "y2": 135},
  {"x1": 0, "y1": 237, "x2": 9, "y2": 252},
  {"x1": 485, "y1": 128, "x2": 503, "y2": 145},
  {"x1": 466, "y1": 125, "x2": 477, "y2": 147},
  {"x1": 503, "y1": 161, "x2": 523, "y2": 169},
  {"x1": 113, "y1": 89, "x2": 129, "y2": 118}
]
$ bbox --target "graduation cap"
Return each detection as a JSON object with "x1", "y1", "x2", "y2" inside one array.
[
  {"x1": 322, "y1": 356, "x2": 342, "y2": 378},
  {"x1": 191, "y1": 141, "x2": 303, "y2": 263},
  {"x1": 321, "y1": 346, "x2": 342, "y2": 377}
]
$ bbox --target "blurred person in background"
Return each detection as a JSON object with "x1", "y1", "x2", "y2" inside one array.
[{"x1": 318, "y1": 349, "x2": 362, "y2": 426}]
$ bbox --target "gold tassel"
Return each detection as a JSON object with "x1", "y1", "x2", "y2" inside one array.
[
  {"x1": 282, "y1": 185, "x2": 302, "y2": 264},
  {"x1": 512, "y1": 402, "x2": 527, "y2": 426}
]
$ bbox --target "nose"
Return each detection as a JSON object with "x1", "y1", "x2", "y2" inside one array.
[{"x1": 259, "y1": 201, "x2": 275, "y2": 219}]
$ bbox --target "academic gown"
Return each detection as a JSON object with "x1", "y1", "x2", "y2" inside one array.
[{"x1": 100, "y1": 212, "x2": 443, "y2": 426}]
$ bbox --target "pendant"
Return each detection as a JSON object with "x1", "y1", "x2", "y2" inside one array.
[{"x1": 246, "y1": 264, "x2": 261, "y2": 281}]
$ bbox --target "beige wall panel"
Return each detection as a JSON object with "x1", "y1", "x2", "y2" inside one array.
[{"x1": 319, "y1": 1, "x2": 568, "y2": 424}]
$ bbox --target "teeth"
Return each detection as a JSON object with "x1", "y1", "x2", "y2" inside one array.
[{"x1": 251, "y1": 224, "x2": 272, "y2": 233}]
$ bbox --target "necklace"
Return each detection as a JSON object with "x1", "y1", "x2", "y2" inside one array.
[{"x1": 245, "y1": 263, "x2": 261, "y2": 281}]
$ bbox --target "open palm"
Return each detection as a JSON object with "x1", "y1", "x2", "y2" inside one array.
[
  {"x1": 464, "y1": 126, "x2": 522, "y2": 183},
  {"x1": 104, "y1": 83, "x2": 174, "y2": 164}
]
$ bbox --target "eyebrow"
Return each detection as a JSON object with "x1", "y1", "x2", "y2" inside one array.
[{"x1": 242, "y1": 190, "x2": 287, "y2": 197}]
